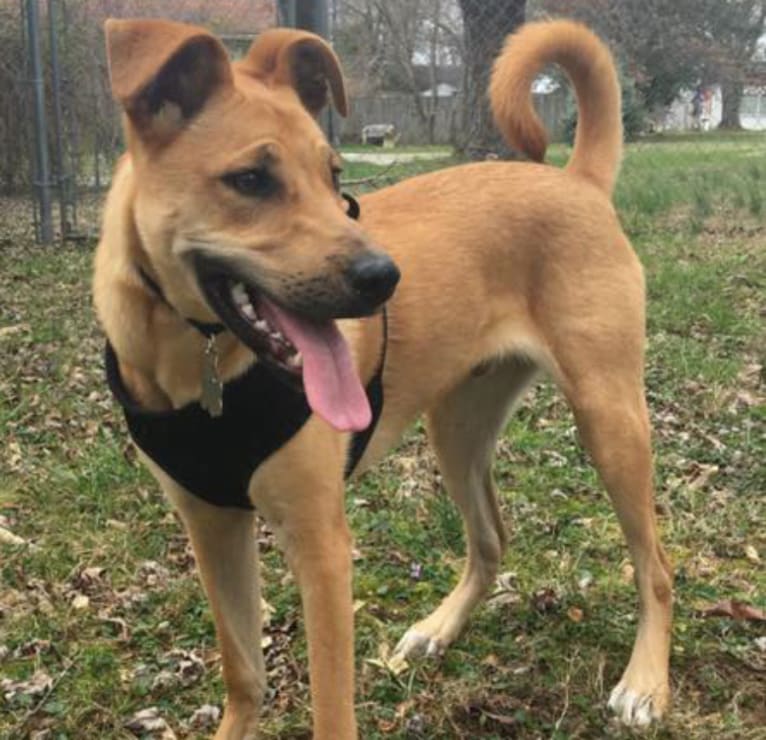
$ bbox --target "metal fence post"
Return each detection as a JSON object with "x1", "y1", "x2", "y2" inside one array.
[
  {"x1": 279, "y1": 0, "x2": 296, "y2": 27},
  {"x1": 25, "y1": 0, "x2": 53, "y2": 244},
  {"x1": 280, "y1": 0, "x2": 336, "y2": 144},
  {"x1": 48, "y1": 0, "x2": 72, "y2": 240}
]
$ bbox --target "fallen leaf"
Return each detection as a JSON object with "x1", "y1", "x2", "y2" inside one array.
[
  {"x1": 567, "y1": 606, "x2": 584, "y2": 623},
  {"x1": 531, "y1": 587, "x2": 558, "y2": 613},
  {"x1": 0, "y1": 525, "x2": 27, "y2": 546},
  {"x1": 165, "y1": 649, "x2": 205, "y2": 687},
  {"x1": 15, "y1": 638, "x2": 52, "y2": 657},
  {"x1": 404, "y1": 713, "x2": 427, "y2": 734},
  {"x1": 71, "y1": 592, "x2": 90, "y2": 610},
  {"x1": 377, "y1": 717, "x2": 398, "y2": 733},
  {"x1": 77, "y1": 566, "x2": 106, "y2": 589},
  {"x1": 621, "y1": 562, "x2": 635, "y2": 584},
  {"x1": 99, "y1": 612, "x2": 131, "y2": 641},
  {"x1": 124, "y1": 707, "x2": 177, "y2": 738},
  {"x1": 260, "y1": 597, "x2": 275, "y2": 627},
  {"x1": 488, "y1": 571, "x2": 521, "y2": 609},
  {"x1": 187, "y1": 704, "x2": 221, "y2": 730},
  {"x1": 481, "y1": 710, "x2": 518, "y2": 726},
  {"x1": 686, "y1": 462, "x2": 719, "y2": 491},
  {"x1": 699, "y1": 599, "x2": 766, "y2": 621},
  {"x1": 0, "y1": 323, "x2": 28, "y2": 339},
  {"x1": 365, "y1": 643, "x2": 410, "y2": 677},
  {"x1": 1, "y1": 670, "x2": 53, "y2": 702},
  {"x1": 151, "y1": 670, "x2": 175, "y2": 691},
  {"x1": 138, "y1": 560, "x2": 170, "y2": 588}
]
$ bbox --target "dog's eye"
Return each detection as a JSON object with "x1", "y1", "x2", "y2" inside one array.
[
  {"x1": 331, "y1": 167, "x2": 342, "y2": 192},
  {"x1": 223, "y1": 168, "x2": 279, "y2": 198}
]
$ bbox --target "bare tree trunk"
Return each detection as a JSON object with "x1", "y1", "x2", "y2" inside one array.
[
  {"x1": 719, "y1": 78, "x2": 744, "y2": 130},
  {"x1": 456, "y1": 0, "x2": 526, "y2": 158},
  {"x1": 426, "y1": 0, "x2": 441, "y2": 144}
]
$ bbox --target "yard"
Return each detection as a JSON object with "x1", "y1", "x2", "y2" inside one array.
[{"x1": 1, "y1": 132, "x2": 764, "y2": 738}]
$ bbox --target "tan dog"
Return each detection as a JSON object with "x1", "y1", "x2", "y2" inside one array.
[{"x1": 94, "y1": 17, "x2": 672, "y2": 738}]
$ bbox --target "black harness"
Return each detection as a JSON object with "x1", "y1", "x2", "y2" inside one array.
[{"x1": 105, "y1": 193, "x2": 386, "y2": 509}]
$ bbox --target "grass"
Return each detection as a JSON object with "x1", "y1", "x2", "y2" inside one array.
[{"x1": 1, "y1": 131, "x2": 765, "y2": 739}]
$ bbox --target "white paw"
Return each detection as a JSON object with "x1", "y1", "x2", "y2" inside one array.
[
  {"x1": 393, "y1": 629, "x2": 445, "y2": 660},
  {"x1": 608, "y1": 680, "x2": 667, "y2": 726}
]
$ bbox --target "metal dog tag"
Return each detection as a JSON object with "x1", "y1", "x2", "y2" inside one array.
[{"x1": 200, "y1": 336, "x2": 223, "y2": 418}]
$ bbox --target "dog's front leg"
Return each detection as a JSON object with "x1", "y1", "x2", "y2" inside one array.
[
  {"x1": 151, "y1": 465, "x2": 265, "y2": 740},
  {"x1": 253, "y1": 422, "x2": 357, "y2": 740},
  {"x1": 284, "y1": 498, "x2": 355, "y2": 740}
]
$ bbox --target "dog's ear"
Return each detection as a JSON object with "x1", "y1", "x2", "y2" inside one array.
[
  {"x1": 105, "y1": 18, "x2": 232, "y2": 143},
  {"x1": 243, "y1": 29, "x2": 348, "y2": 117}
]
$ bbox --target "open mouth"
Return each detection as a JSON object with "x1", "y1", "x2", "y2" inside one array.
[
  {"x1": 197, "y1": 265, "x2": 373, "y2": 433},
  {"x1": 228, "y1": 281, "x2": 303, "y2": 376}
]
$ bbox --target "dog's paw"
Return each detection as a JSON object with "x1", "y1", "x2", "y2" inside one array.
[
  {"x1": 608, "y1": 679, "x2": 669, "y2": 726},
  {"x1": 393, "y1": 629, "x2": 446, "y2": 661}
]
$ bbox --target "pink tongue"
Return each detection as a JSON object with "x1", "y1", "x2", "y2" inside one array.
[{"x1": 258, "y1": 298, "x2": 371, "y2": 432}]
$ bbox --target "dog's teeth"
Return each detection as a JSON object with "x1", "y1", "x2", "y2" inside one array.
[
  {"x1": 255, "y1": 319, "x2": 269, "y2": 332},
  {"x1": 242, "y1": 304, "x2": 257, "y2": 320},
  {"x1": 231, "y1": 282, "x2": 248, "y2": 305},
  {"x1": 287, "y1": 352, "x2": 303, "y2": 368}
]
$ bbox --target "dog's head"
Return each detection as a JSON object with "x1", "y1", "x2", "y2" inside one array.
[{"x1": 105, "y1": 19, "x2": 399, "y2": 431}]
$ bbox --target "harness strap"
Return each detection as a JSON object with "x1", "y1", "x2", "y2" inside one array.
[
  {"x1": 109, "y1": 190, "x2": 381, "y2": 502},
  {"x1": 105, "y1": 308, "x2": 387, "y2": 508},
  {"x1": 345, "y1": 308, "x2": 386, "y2": 477}
]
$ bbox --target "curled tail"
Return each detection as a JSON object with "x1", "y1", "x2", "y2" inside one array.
[{"x1": 489, "y1": 20, "x2": 622, "y2": 196}]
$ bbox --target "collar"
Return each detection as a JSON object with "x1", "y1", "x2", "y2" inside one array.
[
  {"x1": 137, "y1": 265, "x2": 226, "y2": 338},
  {"x1": 136, "y1": 192, "x2": 362, "y2": 339}
]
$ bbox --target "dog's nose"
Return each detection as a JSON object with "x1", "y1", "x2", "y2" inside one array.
[{"x1": 344, "y1": 252, "x2": 400, "y2": 307}]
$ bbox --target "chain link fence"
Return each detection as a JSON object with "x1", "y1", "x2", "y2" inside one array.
[
  {"x1": 333, "y1": 0, "x2": 537, "y2": 154},
  {"x1": 1, "y1": 0, "x2": 279, "y2": 242}
]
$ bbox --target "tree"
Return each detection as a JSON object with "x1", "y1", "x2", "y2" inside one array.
[
  {"x1": 457, "y1": 0, "x2": 526, "y2": 157},
  {"x1": 0, "y1": 3, "x2": 30, "y2": 193},
  {"x1": 695, "y1": 0, "x2": 766, "y2": 129},
  {"x1": 538, "y1": 0, "x2": 701, "y2": 110},
  {"x1": 334, "y1": 0, "x2": 527, "y2": 150},
  {"x1": 538, "y1": 0, "x2": 766, "y2": 128},
  {"x1": 375, "y1": 0, "x2": 462, "y2": 144},
  {"x1": 335, "y1": 0, "x2": 462, "y2": 144}
]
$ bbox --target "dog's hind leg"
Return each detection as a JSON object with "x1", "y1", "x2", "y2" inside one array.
[
  {"x1": 158, "y1": 474, "x2": 265, "y2": 740},
  {"x1": 552, "y1": 338, "x2": 672, "y2": 726},
  {"x1": 394, "y1": 357, "x2": 537, "y2": 660}
]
